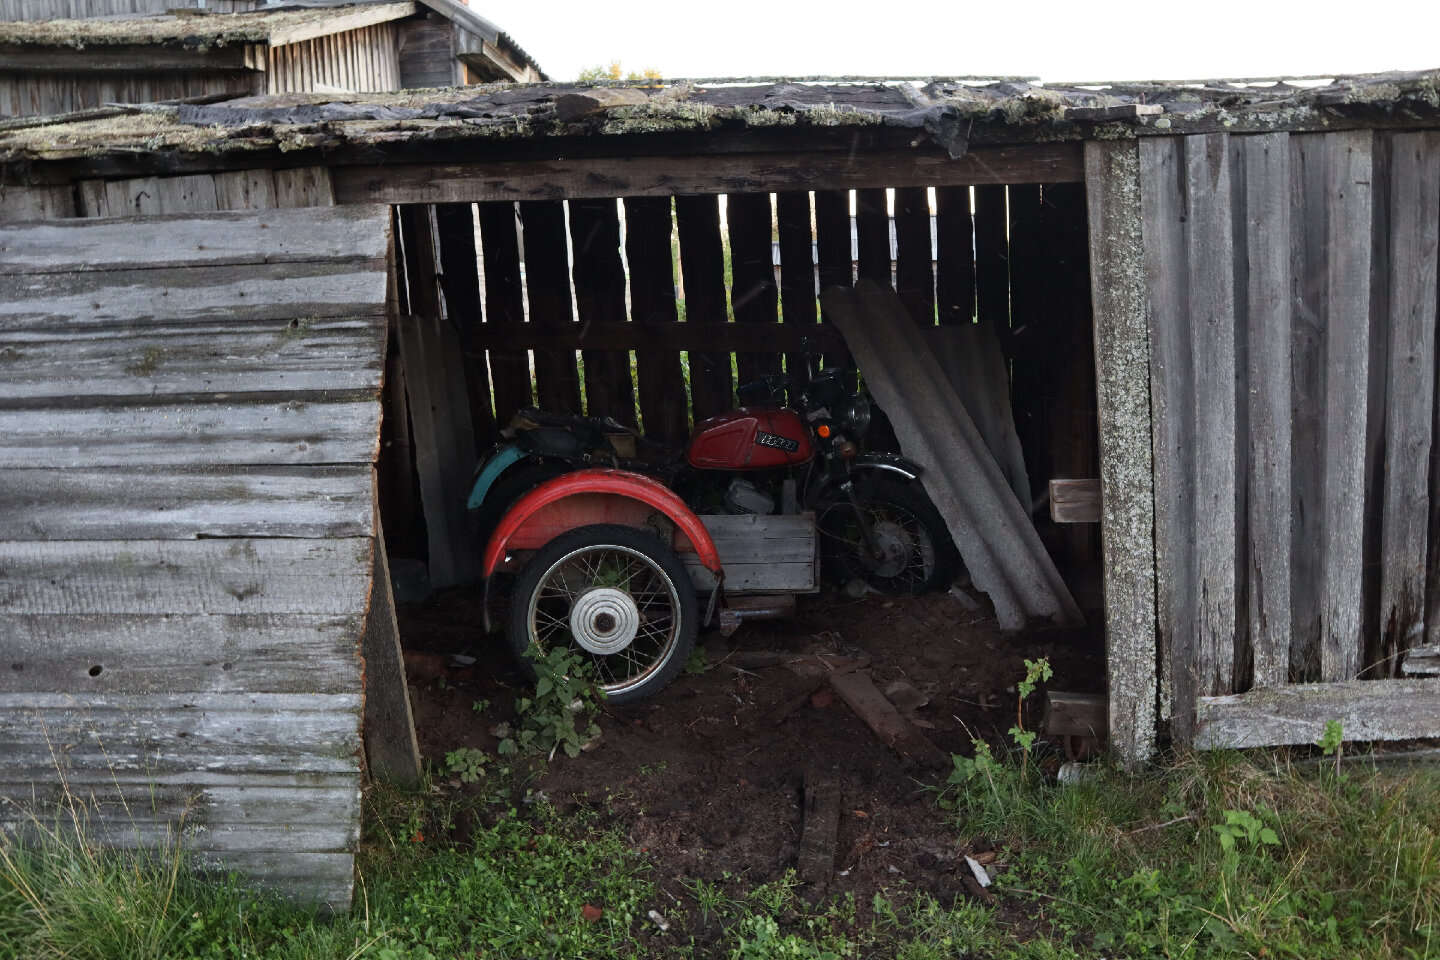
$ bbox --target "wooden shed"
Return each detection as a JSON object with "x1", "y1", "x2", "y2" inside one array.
[
  {"x1": 0, "y1": 0, "x2": 543, "y2": 119},
  {"x1": 2, "y1": 70, "x2": 1440, "y2": 905}
]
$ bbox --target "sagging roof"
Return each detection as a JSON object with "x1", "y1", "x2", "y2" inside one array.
[
  {"x1": 1, "y1": 69, "x2": 1437, "y2": 166},
  {"x1": 0, "y1": 2, "x2": 418, "y2": 48}
]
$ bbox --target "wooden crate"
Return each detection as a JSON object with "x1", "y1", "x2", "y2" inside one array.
[{"x1": 681, "y1": 512, "x2": 818, "y2": 594}]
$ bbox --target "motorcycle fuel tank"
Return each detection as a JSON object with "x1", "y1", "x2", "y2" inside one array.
[{"x1": 686, "y1": 407, "x2": 813, "y2": 470}]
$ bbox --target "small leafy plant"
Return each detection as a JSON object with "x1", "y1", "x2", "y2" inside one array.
[
  {"x1": 442, "y1": 746, "x2": 487, "y2": 784},
  {"x1": 1316, "y1": 718, "x2": 1344, "y2": 777},
  {"x1": 497, "y1": 647, "x2": 603, "y2": 759},
  {"x1": 1211, "y1": 808, "x2": 1281, "y2": 853},
  {"x1": 1008, "y1": 657, "x2": 1052, "y2": 776}
]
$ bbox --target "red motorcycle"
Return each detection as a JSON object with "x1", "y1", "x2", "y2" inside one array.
[{"x1": 469, "y1": 364, "x2": 958, "y2": 703}]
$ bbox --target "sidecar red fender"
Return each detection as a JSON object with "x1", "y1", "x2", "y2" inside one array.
[{"x1": 479, "y1": 467, "x2": 723, "y2": 579}]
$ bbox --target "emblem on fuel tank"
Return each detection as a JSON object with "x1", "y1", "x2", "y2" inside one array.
[{"x1": 754, "y1": 431, "x2": 800, "y2": 453}]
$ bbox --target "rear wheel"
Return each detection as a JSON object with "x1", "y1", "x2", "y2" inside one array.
[
  {"x1": 817, "y1": 478, "x2": 959, "y2": 595},
  {"x1": 507, "y1": 524, "x2": 698, "y2": 704}
]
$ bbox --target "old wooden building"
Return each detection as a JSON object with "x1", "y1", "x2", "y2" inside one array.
[
  {"x1": 1, "y1": 70, "x2": 1439, "y2": 906},
  {"x1": 0, "y1": 0, "x2": 543, "y2": 118}
]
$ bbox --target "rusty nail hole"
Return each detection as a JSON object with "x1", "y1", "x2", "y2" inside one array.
[
  {"x1": 222, "y1": 662, "x2": 233, "y2": 671},
  {"x1": 10, "y1": 663, "x2": 21, "y2": 672},
  {"x1": 88, "y1": 665, "x2": 103, "y2": 677},
  {"x1": 288, "y1": 318, "x2": 300, "y2": 329}
]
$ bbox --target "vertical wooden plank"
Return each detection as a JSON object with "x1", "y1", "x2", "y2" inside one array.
[
  {"x1": 675, "y1": 194, "x2": 732, "y2": 421},
  {"x1": 518, "y1": 200, "x2": 582, "y2": 414},
  {"x1": 776, "y1": 191, "x2": 817, "y2": 380},
  {"x1": 934, "y1": 185, "x2": 975, "y2": 325},
  {"x1": 854, "y1": 187, "x2": 890, "y2": 285},
  {"x1": 623, "y1": 196, "x2": 688, "y2": 444},
  {"x1": 77, "y1": 180, "x2": 109, "y2": 218},
  {"x1": 893, "y1": 185, "x2": 935, "y2": 326},
  {"x1": 475, "y1": 201, "x2": 534, "y2": 427},
  {"x1": 1139, "y1": 136, "x2": 1196, "y2": 741},
  {"x1": 212, "y1": 170, "x2": 278, "y2": 212},
  {"x1": 569, "y1": 198, "x2": 637, "y2": 426},
  {"x1": 395, "y1": 204, "x2": 479, "y2": 588},
  {"x1": 1289, "y1": 133, "x2": 1328, "y2": 682},
  {"x1": 1185, "y1": 133, "x2": 1239, "y2": 698},
  {"x1": 727, "y1": 192, "x2": 781, "y2": 385},
  {"x1": 1381, "y1": 132, "x2": 1440, "y2": 670},
  {"x1": 973, "y1": 184, "x2": 1009, "y2": 325},
  {"x1": 1006, "y1": 184, "x2": 1043, "y2": 333},
  {"x1": 273, "y1": 167, "x2": 335, "y2": 208},
  {"x1": 1319, "y1": 130, "x2": 1374, "y2": 682},
  {"x1": 433, "y1": 202, "x2": 497, "y2": 444},
  {"x1": 1237, "y1": 133, "x2": 1294, "y2": 688},
  {"x1": 1086, "y1": 140, "x2": 1158, "y2": 767},
  {"x1": 813, "y1": 190, "x2": 853, "y2": 369},
  {"x1": 1005, "y1": 183, "x2": 1046, "y2": 492}
]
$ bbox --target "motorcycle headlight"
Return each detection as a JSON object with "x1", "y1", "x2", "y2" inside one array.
[{"x1": 839, "y1": 392, "x2": 871, "y2": 438}]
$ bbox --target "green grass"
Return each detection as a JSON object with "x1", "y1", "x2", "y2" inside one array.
[{"x1": 2, "y1": 751, "x2": 1436, "y2": 959}]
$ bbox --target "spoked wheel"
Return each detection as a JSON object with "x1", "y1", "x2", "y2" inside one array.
[
  {"x1": 817, "y1": 478, "x2": 959, "y2": 595},
  {"x1": 507, "y1": 524, "x2": 698, "y2": 704}
]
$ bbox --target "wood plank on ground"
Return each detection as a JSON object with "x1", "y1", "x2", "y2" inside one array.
[
  {"x1": 675, "y1": 194, "x2": 732, "y2": 421},
  {"x1": 830, "y1": 670, "x2": 948, "y2": 770},
  {"x1": 797, "y1": 769, "x2": 841, "y2": 890},
  {"x1": 1195, "y1": 678, "x2": 1440, "y2": 747}
]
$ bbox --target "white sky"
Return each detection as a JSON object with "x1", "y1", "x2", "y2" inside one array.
[{"x1": 497, "y1": 0, "x2": 1439, "y2": 85}]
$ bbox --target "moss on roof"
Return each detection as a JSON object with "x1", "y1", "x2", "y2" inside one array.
[
  {"x1": 0, "y1": 2, "x2": 412, "y2": 48},
  {"x1": 1, "y1": 71, "x2": 1438, "y2": 166}
]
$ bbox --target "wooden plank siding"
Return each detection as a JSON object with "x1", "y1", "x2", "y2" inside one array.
[
  {"x1": 72, "y1": 166, "x2": 334, "y2": 219},
  {"x1": 0, "y1": 205, "x2": 393, "y2": 909},
  {"x1": 1131, "y1": 130, "x2": 1440, "y2": 749},
  {"x1": 268, "y1": 23, "x2": 402, "y2": 94}
]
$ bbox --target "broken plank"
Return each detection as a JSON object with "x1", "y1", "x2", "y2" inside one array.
[
  {"x1": 797, "y1": 769, "x2": 841, "y2": 889},
  {"x1": 1194, "y1": 678, "x2": 1440, "y2": 748},
  {"x1": 554, "y1": 86, "x2": 650, "y2": 121},
  {"x1": 830, "y1": 670, "x2": 948, "y2": 770}
]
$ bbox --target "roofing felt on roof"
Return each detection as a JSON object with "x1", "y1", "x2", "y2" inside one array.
[
  {"x1": 1, "y1": 70, "x2": 1437, "y2": 166},
  {"x1": 0, "y1": 1, "x2": 417, "y2": 47}
]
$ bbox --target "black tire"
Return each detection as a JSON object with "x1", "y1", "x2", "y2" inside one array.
[
  {"x1": 817, "y1": 477, "x2": 960, "y2": 595},
  {"x1": 507, "y1": 524, "x2": 698, "y2": 704},
  {"x1": 471, "y1": 458, "x2": 572, "y2": 557}
]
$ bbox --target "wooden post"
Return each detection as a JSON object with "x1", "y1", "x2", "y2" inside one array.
[
  {"x1": 1085, "y1": 140, "x2": 1158, "y2": 768},
  {"x1": 934, "y1": 185, "x2": 975, "y2": 325},
  {"x1": 568, "y1": 198, "x2": 637, "y2": 426},
  {"x1": 362, "y1": 507, "x2": 422, "y2": 786}
]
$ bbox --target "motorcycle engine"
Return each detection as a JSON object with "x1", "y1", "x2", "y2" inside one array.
[{"x1": 724, "y1": 477, "x2": 775, "y2": 515}]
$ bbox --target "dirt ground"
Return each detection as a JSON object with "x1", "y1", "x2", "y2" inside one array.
[{"x1": 397, "y1": 585, "x2": 1104, "y2": 946}]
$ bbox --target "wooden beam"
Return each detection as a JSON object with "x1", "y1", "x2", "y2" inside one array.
[
  {"x1": 0, "y1": 44, "x2": 255, "y2": 72},
  {"x1": 1084, "y1": 139, "x2": 1158, "y2": 768},
  {"x1": 331, "y1": 143, "x2": 1086, "y2": 206},
  {"x1": 267, "y1": 2, "x2": 416, "y2": 48},
  {"x1": 1195, "y1": 678, "x2": 1440, "y2": 748},
  {"x1": 361, "y1": 509, "x2": 423, "y2": 786},
  {"x1": 460, "y1": 320, "x2": 844, "y2": 354}
]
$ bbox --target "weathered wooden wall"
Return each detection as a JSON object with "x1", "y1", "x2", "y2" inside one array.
[
  {"x1": 73, "y1": 166, "x2": 335, "y2": 217},
  {"x1": 0, "y1": 0, "x2": 188, "y2": 17},
  {"x1": 0, "y1": 70, "x2": 258, "y2": 119},
  {"x1": 0, "y1": 205, "x2": 393, "y2": 908},
  {"x1": 268, "y1": 24, "x2": 402, "y2": 95},
  {"x1": 397, "y1": 12, "x2": 459, "y2": 89},
  {"x1": 1132, "y1": 130, "x2": 1440, "y2": 748}
]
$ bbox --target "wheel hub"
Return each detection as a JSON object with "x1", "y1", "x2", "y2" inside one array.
[
  {"x1": 569, "y1": 587, "x2": 640, "y2": 655},
  {"x1": 866, "y1": 520, "x2": 913, "y2": 578}
]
